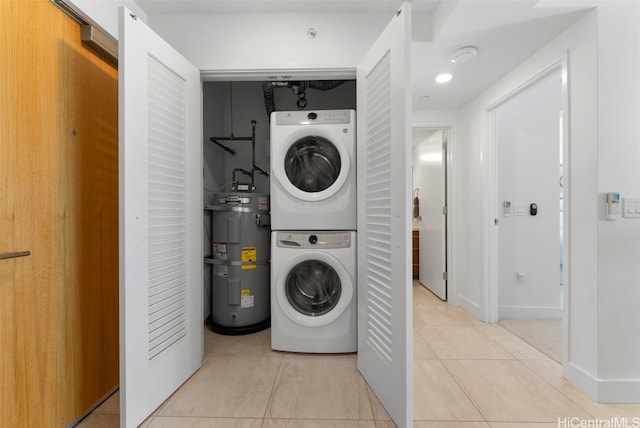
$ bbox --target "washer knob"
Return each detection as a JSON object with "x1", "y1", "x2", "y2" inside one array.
[
  {"x1": 308, "y1": 235, "x2": 318, "y2": 245},
  {"x1": 307, "y1": 112, "x2": 317, "y2": 120}
]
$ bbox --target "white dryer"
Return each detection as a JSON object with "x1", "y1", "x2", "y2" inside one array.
[
  {"x1": 271, "y1": 231, "x2": 357, "y2": 353},
  {"x1": 270, "y1": 110, "x2": 356, "y2": 230}
]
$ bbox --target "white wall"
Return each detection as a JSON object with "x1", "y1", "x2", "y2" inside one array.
[
  {"x1": 594, "y1": 2, "x2": 640, "y2": 399},
  {"x1": 434, "y1": 3, "x2": 640, "y2": 402},
  {"x1": 495, "y1": 70, "x2": 562, "y2": 319},
  {"x1": 451, "y1": 9, "x2": 598, "y2": 375},
  {"x1": 65, "y1": 0, "x2": 147, "y2": 38},
  {"x1": 148, "y1": 13, "x2": 391, "y2": 72}
]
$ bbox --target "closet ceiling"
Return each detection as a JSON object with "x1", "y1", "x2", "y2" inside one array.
[{"x1": 136, "y1": 0, "x2": 593, "y2": 110}]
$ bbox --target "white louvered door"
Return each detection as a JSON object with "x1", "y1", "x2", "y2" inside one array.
[
  {"x1": 119, "y1": 7, "x2": 203, "y2": 427},
  {"x1": 356, "y1": 2, "x2": 412, "y2": 427}
]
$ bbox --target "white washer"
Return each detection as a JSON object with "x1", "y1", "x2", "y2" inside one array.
[
  {"x1": 270, "y1": 110, "x2": 356, "y2": 230},
  {"x1": 271, "y1": 231, "x2": 357, "y2": 353}
]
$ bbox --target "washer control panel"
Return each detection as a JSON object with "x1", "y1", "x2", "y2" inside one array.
[
  {"x1": 276, "y1": 231, "x2": 351, "y2": 249},
  {"x1": 275, "y1": 110, "x2": 352, "y2": 126}
]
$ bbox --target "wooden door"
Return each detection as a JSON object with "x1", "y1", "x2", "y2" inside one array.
[{"x1": 0, "y1": 1, "x2": 119, "y2": 425}]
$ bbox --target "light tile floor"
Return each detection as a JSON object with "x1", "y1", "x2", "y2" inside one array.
[
  {"x1": 79, "y1": 281, "x2": 640, "y2": 427},
  {"x1": 498, "y1": 319, "x2": 562, "y2": 363}
]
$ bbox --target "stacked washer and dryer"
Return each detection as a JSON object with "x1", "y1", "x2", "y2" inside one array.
[{"x1": 270, "y1": 110, "x2": 357, "y2": 353}]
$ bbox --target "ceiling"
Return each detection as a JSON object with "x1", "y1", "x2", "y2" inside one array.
[
  {"x1": 136, "y1": 0, "x2": 443, "y2": 14},
  {"x1": 135, "y1": 0, "x2": 592, "y2": 110}
]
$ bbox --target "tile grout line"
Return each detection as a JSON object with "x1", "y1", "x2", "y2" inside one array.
[
  {"x1": 435, "y1": 356, "x2": 491, "y2": 424},
  {"x1": 260, "y1": 354, "x2": 285, "y2": 423},
  {"x1": 473, "y1": 322, "x2": 611, "y2": 420},
  {"x1": 470, "y1": 323, "x2": 524, "y2": 361},
  {"x1": 414, "y1": 286, "x2": 490, "y2": 423},
  {"x1": 418, "y1": 290, "x2": 611, "y2": 425}
]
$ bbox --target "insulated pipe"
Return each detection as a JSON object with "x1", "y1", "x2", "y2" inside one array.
[
  {"x1": 262, "y1": 80, "x2": 347, "y2": 118},
  {"x1": 307, "y1": 80, "x2": 345, "y2": 91}
]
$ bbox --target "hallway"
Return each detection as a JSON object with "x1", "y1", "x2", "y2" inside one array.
[{"x1": 79, "y1": 282, "x2": 639, "y2": 427}]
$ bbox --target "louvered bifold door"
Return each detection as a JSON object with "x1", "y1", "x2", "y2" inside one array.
[
  {"x1": 356, "y1": 3, "x2": 412, "y2": 428},
  {"x1": 119, "y1": 7, "x2": 203, "y2": 427}
]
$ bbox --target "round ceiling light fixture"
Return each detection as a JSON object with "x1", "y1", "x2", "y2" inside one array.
[
  {"x1": 450, "y1": 46, "x2": 478, "y2": 63},
  {"x1": 435, "y1": 73, "x2": 453, "y2": 84}
]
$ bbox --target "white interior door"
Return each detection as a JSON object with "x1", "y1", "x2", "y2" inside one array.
[
  {"x1": 119, "y1": 7, "x2": 203, "y2": 427},
  {"x1": 356, "y1": 2, "x2": 412, "y2": 427},
  {"x1": 495, "y1": 70, "x2": 562, "y2": 320},
  {"x1": 418, "y1": 130, "x2": 447, "y2": 300}
]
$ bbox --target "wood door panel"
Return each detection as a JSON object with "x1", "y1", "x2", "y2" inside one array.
[
  {"x1": 1, "y1": 1, "x2": 119, "y2": 425},
  {"x1": 1, "y1": 2, "x2": 61, "y2": 424}
]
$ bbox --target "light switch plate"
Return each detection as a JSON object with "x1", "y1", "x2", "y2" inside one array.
[{"x1": 623, "y1": 198, "x2": 640, "y2": 218}]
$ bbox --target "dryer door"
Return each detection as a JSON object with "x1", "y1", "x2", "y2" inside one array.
[
  {"x1": 285, "y1": 136, "x2": 341, "y2": 193},
  {"x1": 273, "y1": 128, "x2": 352, "y2": 202},
  {"x1": 275, "y1": 251, "x2": 353, "y2": 327}
]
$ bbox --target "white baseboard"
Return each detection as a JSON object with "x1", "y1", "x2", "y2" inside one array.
[
  {"x1": 499, "y1": 305, "x2": 562, "y2": 319},
  {"x1": 564, "y1": 362, "x2": 640, "y2": 403},
  {"x1": 458, "y1": 295, "x2": 483, "y2": 320},
  {"x1": 563, "y1": 362, "x2": 599, "y2": 400},
  {"x1": 598, "y1": 378, "x2": 640, "y2": 403}
]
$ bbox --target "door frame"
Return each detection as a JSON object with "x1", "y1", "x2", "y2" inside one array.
[
  {"x1": 412, "y1": 123, "x2": 458, "y2": 305},
  {"x1": 201, "y1": 69, "x2": 355, "y2": 82},
  {"x1": 483, "y1": 56, "x2": 570, "y2": 362}
]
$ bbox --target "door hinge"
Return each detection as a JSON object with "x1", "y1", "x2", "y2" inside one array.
[
  {"x1": 442, "y1": 206, "x2": 447, "y2": 215},
  {"x1": 443, "y1": 272, "x2": 448, "y2": 281}
]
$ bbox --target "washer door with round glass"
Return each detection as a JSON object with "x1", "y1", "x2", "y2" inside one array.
[
  {"x1": 273, "y1": 129, "x2": 351, "y2": 202},
  {"x1": 275, "y1": 251, "x2": 353, "y2": 327}
]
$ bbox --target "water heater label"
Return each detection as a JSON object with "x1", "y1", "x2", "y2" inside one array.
[
  {"x1": 214, "y1": 242, "x2": 227, "y2": 260},
  {"x1": 241, "y1": 289, "x2": 254, "y2": 308},
  {"x1": 241, "y1": 246, "x2": 257, "y2": 262}
]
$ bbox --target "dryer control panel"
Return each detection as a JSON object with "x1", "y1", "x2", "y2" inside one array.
[
  {"x1": 274, "y1": 110, "x2": 353, "y2": 125},
  {"x1": 276, "y1": 231, "x2": 351, "y2": 249}
]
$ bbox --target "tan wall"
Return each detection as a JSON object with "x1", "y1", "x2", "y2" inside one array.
[{"x1": 0, "y1": 1, "x2": 119, "y2": 425}]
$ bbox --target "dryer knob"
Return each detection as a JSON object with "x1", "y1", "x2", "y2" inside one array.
[
  {"x1": 307, "y1": 112, "x2": 317, "y2": 120},
  {"x1": 308, "y1": 235, "x2": 318, "y2": 245}
]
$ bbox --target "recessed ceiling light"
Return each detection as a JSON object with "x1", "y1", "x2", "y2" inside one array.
[
  {"x1": 450, "y1": 46, "x2": 478, "y2": 63},
  {"x1": 435, "y1": 73, "x2": 453, "y2": 84}
]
